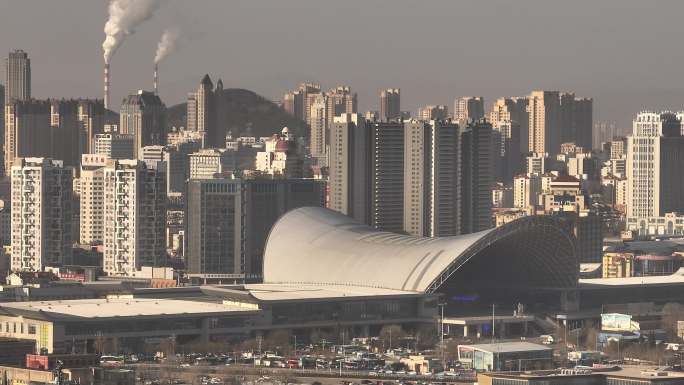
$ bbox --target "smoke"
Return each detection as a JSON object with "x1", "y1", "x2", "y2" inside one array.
[
  {"x1": 102, "y1": 0, "x2": 162, "y2": 63},
  {"x1": 154, "y1": 28, "x2": 181, "y2": 64}
]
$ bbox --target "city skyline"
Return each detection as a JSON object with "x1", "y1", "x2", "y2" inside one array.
[{"x1": 3, "y1": 1, "x2": 684, "y2": 128}]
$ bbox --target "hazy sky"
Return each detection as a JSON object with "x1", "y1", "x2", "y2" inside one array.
[{"x1": 3, "y1": 0, "x2": 684, "y2": 128}]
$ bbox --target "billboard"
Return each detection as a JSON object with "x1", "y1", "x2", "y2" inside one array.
[{"x1": 601, "y1": 313, "x2": 640, "y2": 332}]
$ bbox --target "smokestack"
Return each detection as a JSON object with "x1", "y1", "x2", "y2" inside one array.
[
  {"x1": 153, "y1": 63, "x2": 158, "y2": 95},
  {"x1": 104, "y1": 63, "x2": 110, "y2": 110}
]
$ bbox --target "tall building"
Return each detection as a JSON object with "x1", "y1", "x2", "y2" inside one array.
[
  {"x1": 417, "y1": 105, "x2": 449, "y2": 121},
  {"x1": 5, "y1": 50, "x2": 30, "y2": 102},
  {"x1": 325, "y1": 86, "x2": 357, "y2": 127},
  {"x1": 186, "y1": 74, "x2": 225, "y2": 148},
  {"x1": 403, "y1": 120, "x2": 460, "y2": 237},
  {"x1": 283, "y1": 82, "x2": 321, "y2": 122},
  {"x1": 559, "y1": 93, "x2": 593, "y2": 149},
  {"x1": 527, "y1": 90, "x2": 561, "y2": 155},
  {"x1": 370, "y1": 121, "x2": 405, "y2": 232},
  {"x1": 626, "y1": 112, "x2": 684, "y2": 235},
  {"x1": 10, "y1": 158, "x2": 72, "y2": 271},
  {"x1": 77, "y1": 99, "x2": 105, "y2": 154},
  {"x1": 490, "y1": 97, "x2": 528, "y2": 153},
  {"x1": 329, "y1": 113, "x2": 371, "y2": 225},
  {"x1": 460, "y1": 120, "x2": 494, "y2": 233},
  {"x1": 380, "y1": 88, "x2": 401, "y2": 122},
  {"x1": 103, "y1": 159, "x2": 166, "y2": 275},
  {"x1": 4, "y1": 100, "x2": 51, "y2": 175},
  {"x1": 493, "y1": 119, "x2": 521, "y2": 183},
  {"x1": 79, "y1": 154, "x2": 108, "y2": 244},
  {"x1": 185, "y1": 178, "x2": 325, "y2": 279},
  {"x1": 93, "y1": 133, "x2": 135, "y2": 160},
  {"x1": 119, "y1": 90, "x2": 166, "y2": 158},
  {"x1": 454, "y1": 96, "x2": 485, "y2": 122},
  {"x1": 308, "y1": 93, "x2": 328, "y2": 163},
  {"x1": 49, "y1": 100, "x2": 80, "y2": 169}
]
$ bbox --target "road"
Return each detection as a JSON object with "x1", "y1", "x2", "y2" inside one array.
[{"x1": 128, "y1": 363, "x2": 477, "y2": 384}]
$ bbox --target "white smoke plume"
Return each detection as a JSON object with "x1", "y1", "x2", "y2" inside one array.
[
  {"x1": 102, "y1": 0, "x2": 162, "y2": 63},
  {"x1": 154, "y1": 28, "x2": 180, "y2": 64}
]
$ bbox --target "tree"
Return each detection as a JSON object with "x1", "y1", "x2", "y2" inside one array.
[
  {"x1": 379, "y1": 325, "x2": 407, "y2": 350},
  {"x1": 416, "y1": 324, "x2": 439, "y2": 350}
]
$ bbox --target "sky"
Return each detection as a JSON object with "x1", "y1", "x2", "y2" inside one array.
[{"x1": 3, "y1": 0, "x2": 684, "y2": 128}]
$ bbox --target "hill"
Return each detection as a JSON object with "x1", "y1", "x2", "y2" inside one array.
[{"x1": 167, "y1": 88, "x2": 307, "y2": 139}]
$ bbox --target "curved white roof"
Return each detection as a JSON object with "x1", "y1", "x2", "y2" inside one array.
[{"x1": 263, "y1": 207, "x2": 577, "y2": 293}]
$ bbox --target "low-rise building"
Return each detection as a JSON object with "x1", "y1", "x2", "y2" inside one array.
[{"x1": 457, "y1": 342, "x2": 553, "y2": 371}]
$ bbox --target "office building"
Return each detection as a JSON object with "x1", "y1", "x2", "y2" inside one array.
[
  {"x1": 165, "y1": 141, "x2": 201, "y2": 195},
  {"x1": 527, "y1": 90, "x2": 561, "y2": 155},
  {"x1": 379, "y1": 88, "x2": 401, "y2": 121},
  {"x1": 186, "y1": 178, "x2": 325, "y2": 279},
  {"x1": 454, "y1": 96, "x2": 484, "y2": 122},
  {"x1": 10, "y1": 158, "x2": 73, "y2": 271},
  {"x1": 103, "y1": 160, "x2": 166, "y2": 276},
  {"x1": 416, "y1": 105, "x2": 448, "y2": 120},
  {"x1": 5, "y1": 50, "x2": 30, "y2": 102},
  {"x1": 4, "y1": 100, "x2": 51, "y2": 176},
  {"x1": 328, "y1": 113, "x2": 371, "y2": 225},
  {"x1": 119, "y1": 90, "x2": 166, "y2": 158},
  {"x1": 93, "y1": 133, "x2": 135, "y2": 160},
  {"x1": 79, "y1": 154, "x2": 108, "y2": 244},
  {"x1": 403, "y1": 120, "x2": 460, "y2": 237},
  {"x1": 188, "y1": 148, "x2": 235, "y2": 179},
  {"x1": 460, "y1": 120, "x2": 494, "y2": 233},
  {"x1": 626, "y1": 112, "x2": 684, "y2": 235}
]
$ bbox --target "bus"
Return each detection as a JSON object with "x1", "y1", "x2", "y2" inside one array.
[{"x1": 100, "y1": 356, "x2": 125, "y2": 367}]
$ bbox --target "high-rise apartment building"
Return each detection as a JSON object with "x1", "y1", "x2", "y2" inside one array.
[
  {"x1": 370, "y1": 121, "x2": 405, "y2": 232},
  {"x1": 490, "y1": 97, "x2": 528, "y2": 153},
  {"x1": 77, "y1": 99, "x2": 105, "y2": 154},
  {"x1": 308, "y1": 93, "x2": 328, "y2": 163},
  {"x1": 329, "y1": 113, "x2": 371, "y2": 225},
  {"x1": 4, "y1": 100, "x2": 51, "y2": 175},
  {"x1": 5, "y1": 50, "x2": 31, "y2": 103},
  {"x1": 417, "y1": 105, "x2": 449, "y2": 121},
  {"x1": 186, "y1": 75, "x2": 225, "y2": 148},
  {"x1": 49, "y1": 100, "x2": 81, "y2": 169},
  {"x1": 454, "y1": 96, "x2": 485, "y2": 122},
  {"x1": 626, "y1": 112, "x2": 684, "y2": 235},
  {"x1": 283, "y1": 82, "x2": 321, "y2": 122},
  {"x1": 102, "y1": 159, "x2": 166, "y2": 275},
  {"x1": 185, "y1": 178, "x2": 325, "y2": 279},
  {"x1": 403, "y1": 120, "x2": 460, "y2": 237},
  {"x1": 93, "y1": 133, "x2": 135, "y2": 160},
  {"x1": 79, "y1": 154, "x2": 108, "y2": 244},
  {"x1": 559, "y1": 93, "x2": 593, "y2": 150},
  {"x1": 460, "y1": 120, "x2": 494, "y2": 233},
  {"x1": 380, "y1": 88, "x2": 401, "y2": 122},
  {"x1": 493, "y1": 120, "x2": 522, "y2": 183},
  {"x1": 325, "y1": 86, "x2": 357, "y2": 127},
  {"x1": 119, "y1": 90, "x2": 166, "y2": 158},
  {"x1": 10, "y1": 158, "x2": 72, "y2": 271},
  {"x1": 527, "y1": 91, "x2": 561, "y2": 155}
]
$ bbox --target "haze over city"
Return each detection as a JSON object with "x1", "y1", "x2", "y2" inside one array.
[
  {"x1": 5, "y1": 1, "x2": 684, "y2": 384},
  {"x1": 3, "y1": 0, "x2": 684, "y2": 127}
]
